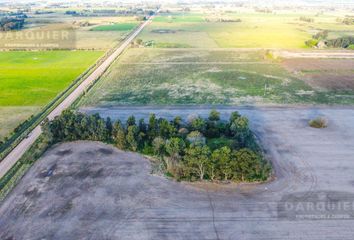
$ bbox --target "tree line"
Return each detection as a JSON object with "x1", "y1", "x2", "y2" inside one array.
[
  {"x1": 305, "y1": 29, "x2": 354, "y2": 49},
  {"x1": 42, "y1": 110, "x2": 271, "y2": 182},
  {"x1": 0, "y1": 17, "x2": 26, "y2": 31}
]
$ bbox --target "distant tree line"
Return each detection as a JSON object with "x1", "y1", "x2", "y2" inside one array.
[
  {"x1": 326, "y1": 36, "x2": 354, "y2": 48},
  {"x1": 336, "y1": 17, "x2": 354, "y2": 25},
  {"x1": 342, "y1": 17, "x2": 354, "y2": 25},
  {"x1": 306, "y1": 34, "x2": 354, "y2": 49},
  {"x1": 42, "y1": 110, "x2": 271, "y2": 182},
  {"x1": 0, "y1": 17, "x2": 25, "y2": 31},
  {"x1": 299, "y1": 16, "x2": 314, "y2": 23},
  {"x1": 254, "y1": 8, "x2": 273, "y2": 14}
]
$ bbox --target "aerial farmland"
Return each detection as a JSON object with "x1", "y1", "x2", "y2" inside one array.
[{"x1": 1, "y1": 0, "x2": 354, "y2": 239}]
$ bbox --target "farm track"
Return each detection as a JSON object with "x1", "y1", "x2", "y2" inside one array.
[
  {"x1": 274, "y1": 50, "x2": 354, "y2": 59},
  {"x1": 0, "y1": 14, "x2": 156, "y2": 180},
  {"x1": 119, "y1": 62, "x2": 273, "y2": 65}
]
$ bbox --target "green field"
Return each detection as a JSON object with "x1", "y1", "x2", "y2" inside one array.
[
  {"x1": 0, "y1": 50, "x2": 102, "y2": 139},
  {"x1": 138, "y1": 11, "x2": 354, "y2": 49},
  {"x1": 90, "y1": 22, "x2": 138, "y2": 31},
  {"x1": 0, "y1": 51, "x2": 102, "y2": 106},
  {"x1": 78, "y1": 48, "x2": 306, "y2": 106},
  {"x1": 79, "y1": 48, "x2": 354, "y2": 108},
  {"x1": 0, "y1": 14, "x2": 139, "y2": 50}
]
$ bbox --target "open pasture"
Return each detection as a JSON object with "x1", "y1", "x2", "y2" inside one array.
[
  {"x1": 139, "y1": 10, "x2": 354, "y2": 49},
  {"x1": 0, "y1": 50, "x2": 102, "y2": 139},
  {"x1": 79, "y1": 48, "x2": 315, "y2": 107},
  {"x1": 2, "y1": 13, "x2": 140, "y2": 50},
  {"x1": 90, "y1": 22, "x2": 138, "y2": 32},
  {"x1": 79, "y1": 48, "x2": 354, "y2": 107}
]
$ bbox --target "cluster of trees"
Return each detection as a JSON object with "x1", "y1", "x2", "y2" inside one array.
[
  {"x1": 312, "y1": 30, "x2": 328, "y2": 40},
  {"x1": 254, "y1": 8, "x2": 273, "y2": 14},
  {"x1": 326, "y1": 36, "x2": 354, "y2": 49},
  {"x1": 340, "y1": 17, "x2": 354, "y2": 25},
  {"x1": 0, "y1": 17, "x2": 25, "y2": 31},
  {"x1": 299, "y1": 16, "x2": 314, "y2": 23},
  {"x1": 306, "y1": 30, "x2": 354, "y2": 49},
  {"x1": 205, "y1": 18, "x2": 241, "y2": 23},
  {"x1": 43, "y1": 110, "x2": 271, "y2": 182}
]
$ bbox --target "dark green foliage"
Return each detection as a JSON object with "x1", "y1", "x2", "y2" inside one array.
[
  {"x1": 342, "y1": 17, "x2": 354, "y2": 25},
  {"x1": 153, "y1": 137, "x2": 165, "y2": 160},
  {"x1": 305, "y1": 39, "x2": 319, "y2": 48},
  {"x1": 172, "y1": 116, "x2": 183, "y2": 129},
  {"x1": 183, "y1": 145, "x2": 211, "y2": 180},
  {"x1": 309, "y1": 117, "x2": 328, "y2": 129},
  {"x1": 232, "y1": 149, "x2": 270, "y2": 181},
  {"x1": 207, "y1": 137, "x2": 234, "y2": 151},
  {"x1": 43, "y1": 110, "x2": 271, "y2": 183},
  {"x1": 306, "y1": 32, "x2": 354, "y2": 49},
  {"x1": 126, "y1": 115, "x2": 136, "y2": 127},
  {"x1": 208, "y1": 109, "x2": 220, "y2": 122},
  {"x1": 106, "y1": 117, "x2": 113, "y2": 140},
  {"x1": 299, "y1": 16, "x2": 314, "y2": 23},
  {"x1": 230, "y1": 111, "x2": 241, "y2": 123},
  {"x1": 44, "y1": 110, "x2": 108, "y2": 143},
  {"x1": 313, "y1": 30, "x2": 328, "y2": 40},
  {"x1": 189, "y1": 117, "x2": 206, "y2": 132},
  {"x1": 158, "y1": 118, "x2": 176, "y2": 139},
  {"x1": 326, "y1": 36, "x2": 354, "y2": 48},
  {"x1": 126, "y1": 125, "x2": 140, "y2": 151},
  {"x1": 148, "y1": 114, "x2": 158, "y2": 141},
  {"x1": 165, "y1": 137, "x2": 186, "y2": 166},
  {"x1": 0, "y1": 17, "x2": 25, "y2": 31}
]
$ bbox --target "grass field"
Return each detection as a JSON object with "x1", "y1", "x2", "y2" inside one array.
[
  {"x1": 0, "y1": 51, "x2": 102, "y2": 106},
  {"x1": 90, "y1": 22, "x2": 138, "y2": 31},
  {"x1": 1, "y1": 14, "x2": 140, "y2": 50},
  {"x1": 0, "y1": 50, "x2": 102, "y2": 139},
  {"x1": 79, "y1": 48, "x2": 354, "y2": 107},
  {"x1": 0, "y1": 106, "x2": 40, "y2": 140},
  {"x1": 138, "y1": 11, "x2": 354, "y2": 49}
]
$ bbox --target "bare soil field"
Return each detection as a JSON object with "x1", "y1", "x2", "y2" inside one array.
[
  {"x1": 1, "y1": 107, "x2": 354, "y2": 239},
  {"x1": 282, "y1": 59, "x2": 354, "y2": 72},
  {"x1": 303, "y1": 73, "x2": 354, "y2": 90},
  {"x1": 282, "y1": 58, "x2": 354, "y2": 90}
]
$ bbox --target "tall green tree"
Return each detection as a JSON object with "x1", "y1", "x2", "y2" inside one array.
[
  {"x1": 153, "y1": 137, "x2": 165, "y2": 161},
  {"x1": 208, "y1": 109, "x2": 220, "y2": 122},
  {"x1": 148, "y1": 114, "x2": 158, "y2": 141},
  {"x1": 232, "y1": 149, "x2": 266, "y2": 181},
  {"x1": 184, "y1": 145, "x2": 211, "y2": 180},
  {"x1": 126, "y1": 125, "x2": 139, "y2": 151},
  {"x1": 230, "y1": 116, "x2": 250, "y2": 146},
  {"x1": 211, "y1": 147, "x2": 232, "y2": 180},
  {"x1": 126, "y1": 115, "x2": 136, "y2": 127},
  {"x1": 165, "y1": 137, "x2": 186, "y2": 169},
  {"x1": 189, "y1": 117, "x2": 206, "y2": 133},
  {"x1": 114, "y1": 120, "x2": 127, "y2": 150},
  {"x1": 229, "y1": 111, "x2": 241, "y2": 123}
]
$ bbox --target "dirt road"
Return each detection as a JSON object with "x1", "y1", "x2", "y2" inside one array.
[
  {"x1": 2, "y1": 107, "x2": 354, "y2": 239},
  {"x1": 274, "y1": 50, "x2": 354, "y2": 59},
  {"x1": 0, "y1": 15, "x2": 155, "y2": 180}
]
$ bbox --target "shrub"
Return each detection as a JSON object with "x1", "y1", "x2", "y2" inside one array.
[
  {"x1": 187, "y1": 131, "x2": 206, "y2": 146},
  {"x1": 309, "y1": 117, "x2": 328, "y2": 129}
]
